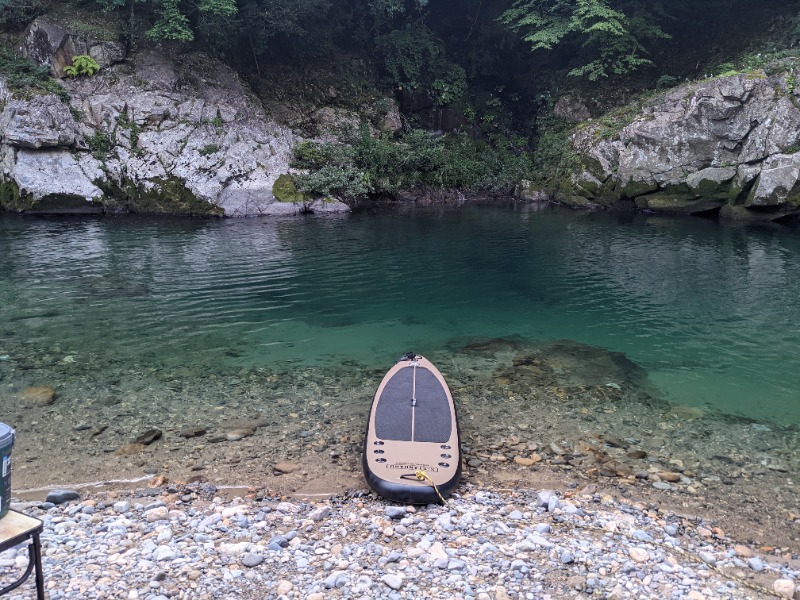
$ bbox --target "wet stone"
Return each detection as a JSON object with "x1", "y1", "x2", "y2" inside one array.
[
  {"x1": 179, "y1": 426, "x2": 206, "y2": 438},
  {"x1": 133, "y1": 429, "x2": 162, "y2": 445}
]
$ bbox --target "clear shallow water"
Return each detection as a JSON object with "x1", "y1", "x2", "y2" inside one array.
[{"x1": 1, "y1": 205, "x2": 799, "y2": 424}]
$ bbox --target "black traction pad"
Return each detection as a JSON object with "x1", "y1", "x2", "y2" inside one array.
[{"x1": 374, "y1": 366, "x2": 452, "y2": 443}]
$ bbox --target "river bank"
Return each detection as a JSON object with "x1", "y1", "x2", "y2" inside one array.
[
  {"x1": 4, "y1": 479, "x2": 800, "y2": 599},
  {"x1": 5, "y1": 340, "x2": 800, "y2": 553}
]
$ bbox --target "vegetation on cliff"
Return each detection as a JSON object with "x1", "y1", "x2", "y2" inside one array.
[{"x1": 2, "y1": 0, "x2": 800, "y2": 203}]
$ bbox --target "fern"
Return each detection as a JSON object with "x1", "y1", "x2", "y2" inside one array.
[{"x1": 64, "y1": 55, "x2": 101, "y2": 77}]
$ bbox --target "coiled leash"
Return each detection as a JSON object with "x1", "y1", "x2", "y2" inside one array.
[{"x1": 415, "y1": 469, "x2": 446, "y2": 505}]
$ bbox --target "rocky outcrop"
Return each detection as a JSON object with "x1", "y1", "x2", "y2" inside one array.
[
  {"x1": 21, "y1": 16, "x2": 125, "y2": 78},
  {"x1": 0, "y1": 18, "x2": 351, "y2": 217},
  {"x1": 567, "y1": 69, "x2": 800, "y2": 221}
]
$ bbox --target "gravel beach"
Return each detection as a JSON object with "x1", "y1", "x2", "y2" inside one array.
[{"x1": 2, "y1": 481, "x2": 799, "y2": 599}]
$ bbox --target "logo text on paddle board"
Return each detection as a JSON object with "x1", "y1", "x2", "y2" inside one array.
[{"x1": 387, "y1": 462, "x2": 437, "y2": 472}]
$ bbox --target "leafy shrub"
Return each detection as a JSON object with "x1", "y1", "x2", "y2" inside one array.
[
  {"x1": 293, "y1": 126, "x2": 532, "y2": 199},
  {"x1": 655, "y1": 74, "x2": 677, "y2": 89},
  {"x1": 292, "y1": 140, "x2": 339, "y2": 169},
  {"x1": 115, "y1": 113, "x2": 141, "y2": 153},
  {"x1": 64, "y1": 55, "x2": 100, "y2": 77},
  {"x1": 432, "y1": 65, "x2": 467, "y2": 106},
  {"x1": 86, "y1": 131, "x2": 112, "y2": 158},
  {"x1": 381, "y1": 24, "x2": 441, "y2": 90},
  {"x1": 297, "y1": 165, "x2": 373, "y2": 198}
]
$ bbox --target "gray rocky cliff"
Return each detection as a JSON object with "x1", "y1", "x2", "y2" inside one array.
[
  {"x1": 0, "y1": 17, "x2": 350, "y2": 217},
  {"x1": 565, "y1": 70, "x2": 800, "y2": 222}
]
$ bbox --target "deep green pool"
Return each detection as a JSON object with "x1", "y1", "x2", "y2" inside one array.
[{"x1": 2, "y1": 204, "x2": 799, "y2": 424}]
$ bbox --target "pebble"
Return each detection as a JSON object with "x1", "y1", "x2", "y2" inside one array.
[
  {"x1": 2, "y1": 485, "x2": 790, "y2": 600},
  {"x1": 385, "y1": 506, "x2": 406, "y2": 519},
  {"x1": 748, "y1": 557, "x2": 765, "y2": 572},
  {"x1": 773, "y1": 579, "x2": 797, "y2": 599},
  {"x1": 381, "y1": 573, "x2": 405, "y2": 590},
  {"x1": 241, "y1": 553, "x2": 264, "y2": 567}
]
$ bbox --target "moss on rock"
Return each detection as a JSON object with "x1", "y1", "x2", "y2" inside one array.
[
  {"x1": 635, "y1": 194, "x2": 724, "y2": 214},
  {"x1": 272, "y1": 174, "x2": 309, "y2": 203},
  {"x1": 0, "y1": 180, "x2": 34, "y2": 211},
  {"x1": 621, "y1": 180, "x2": 659, "y2": 198},
  {"x1": 97, "y1": 175, "x2": 223, "y2": 216}
]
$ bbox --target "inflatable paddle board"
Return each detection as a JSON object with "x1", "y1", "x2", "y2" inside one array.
[{"x1": 363, "y1": 353, "x2": 461, "y2": 504}]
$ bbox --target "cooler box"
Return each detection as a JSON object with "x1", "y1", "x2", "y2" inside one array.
[{"x1": 0, "y1": 423, "x2": 15, "y2": 520}]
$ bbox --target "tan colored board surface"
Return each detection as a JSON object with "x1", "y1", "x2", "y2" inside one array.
[{"x1": 364, "y1": 355, "x2": 460, "y2": 494}]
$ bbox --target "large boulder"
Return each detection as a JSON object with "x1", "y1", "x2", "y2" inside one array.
[
  {"x1": 21, "y1": 16, "x2": 125, "y2": 77},
  {"x1": 568, "y1": 69, "x2": 800, "y2": 221},
  {"x1": 0, "y1": 43, "x2": 349, "y2": 216}
]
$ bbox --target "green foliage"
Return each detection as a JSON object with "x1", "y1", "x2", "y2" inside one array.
[
  {"x1": 529, "y1": 114, "x2": 580, "y2": 192},
  {"x1": 293, "y1": 126, "x2": 532, "y2": 199},
  {"x1": 95, "y1": 0, "x2": 125, "y2": 10},
  {"x1": 0, "y1": 46, "x2": 69, "y2": 102},
  {"x1": 199, "y1": 143, "x2": 221, "y2": 156},
  {"x1": 237, "y1": 0, "x2": 331, "y2": 61},
  {"x1": 381, "y1": 23, "x2": 441, "y2": 89},
  {"x1": 297, "y1": 165, "x2": 373, "y2": 198},
  {"x1": 146, "y1": 0, "x2": 194, "y2": 42},
  {"x1": 115, "y1": 113, "x2": 141, "y2": 152},
  {"x1": 64, "y1": 55, "x2": 101, "y2": 77},
  {"x1": 787, "y1": 71, "x2": 797, "y2": 95},
  {"x1": 499, "y1": 0, "x2": 670, "y2": 79},
  {"x1": 292, "y1": 140, "x2": 335, "y2": 169},
  {"x1": 95, "y1": 0, "x2": 238, "y2": 45},
  {"x1": 431, "y1": 65, "x2": 467, "y2": 106},
  {"x1": 199, "y1": 0, "x2": 237, "y2": 17},
  {"x1": 655, "y1": 74, "x2": 677, "y2": 89},
  {"x1": 86, "y1": 131, "x2": 113, "y2": 158}
]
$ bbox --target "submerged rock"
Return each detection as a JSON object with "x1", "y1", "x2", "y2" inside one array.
[
  {"x1": 19, "y1": 386, "x2": 56, "y2": 405},
  {"x1": 133, "y1": 429, "x2": 162, "y2": 445}
]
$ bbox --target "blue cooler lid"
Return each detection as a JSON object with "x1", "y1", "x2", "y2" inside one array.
[{"x1": 0, "y1": 423, "x2": 15, "y2": 448}]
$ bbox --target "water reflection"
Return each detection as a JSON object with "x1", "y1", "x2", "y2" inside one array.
[{"x1": 1, "y1": 206, "x2": 799, "y2": 423}]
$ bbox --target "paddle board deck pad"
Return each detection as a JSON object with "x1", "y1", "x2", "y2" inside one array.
[{"x1": 363, "y1": 353, "x2": 461, "y2": 504}]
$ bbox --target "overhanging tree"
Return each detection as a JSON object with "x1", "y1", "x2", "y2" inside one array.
[
  {"x1": 499, "y1": 0, "x2": 670, "y2": 79},
  {"x1": 95, "y1": 0, "x2": 237, "y2": 43}
]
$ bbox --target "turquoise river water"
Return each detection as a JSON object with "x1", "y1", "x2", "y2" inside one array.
[{"x1": 1, "y1": 203, "x2": 799, "y2": 425}]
